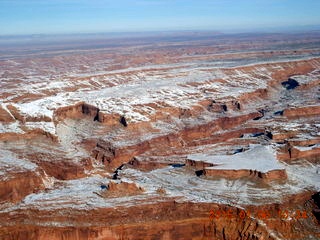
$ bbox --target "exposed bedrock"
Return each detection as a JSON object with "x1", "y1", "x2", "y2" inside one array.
[
  {"x1": 96, "y1": 180, "x2": 144, "y2": 198},
  {"x1": 207, "y1": 99, "x2": 242, "y2": 113},
  {"x1": 5, "y1": 104, "x2": 24, "y2": 122},
  {"x1": 53, "y1": 102, "x2": 124, "y2": 127},
  {"x1": 1, "y1": 34, "x2": 320, "y2": 240},
  {"x1": 27, "y1": 153, "x2": 92, "y2": 180},
  {"x1": 269, "y1": 59, "x2": 317, "y2": 83},
  {"x1": 53, "y1": 102, "x2": 100, "y2": 124},
  {"x1": 189, "y1": 127, "x2": 265, "y2": 147},
  {"x1": 277, "y1": 144, "x2": 320, "y2": 162},
  {"x1": 268, "y1": 132, "x2": 297, "y2": 143},
  {"x1": 187, "y1": 144, "x2": 288, "y2": 181},
  {"x1": 203, "y1": 168, "x2": 287, "y2": 181},
  {"x1": 106, "y1": 181, "x2": 143, "y2": 193},
  {"x1": 5, "y1": 104, "x2": 51, "y2": 123},
  {"x1": 0, "y1": 105, "x2": 15, "y2": 123},
  {"x1": 0, "y1": 219, "x2": 271, "y2": 240},
  {"x1": 127, "y1": 157, "x2": 170, "y2": 171},
  {"x1": 92, "y1": 112, "x2": 263, "y2": 169},
  {"x1": 0, "y1": 129, "x2": 58, "y2": 142},
  {"x1": 0, "y1": 171, "x2": 44, "y2": 203},
  {"x1": 289, "y1": 146, "x2": 320, "y2": 161},
  {"x1": 0, "y1": 191, "x2": 318, "y2": 240},
  {"x1": 185, "y1": 159, "x2": 215, "y2": 171},
  {"x1": 283, "y1": 105, "x2": 320, "y2": 118},
  {"x1": 238, "y1": 88, "x2": 269, "y2": 104},
  {"x1": 37, "y1": 160, "x2": 90, "y2": 180}
]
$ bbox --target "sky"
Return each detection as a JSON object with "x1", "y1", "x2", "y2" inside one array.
[{"x1": 0, "y1": 0, "x2": 320, "y2": 35}]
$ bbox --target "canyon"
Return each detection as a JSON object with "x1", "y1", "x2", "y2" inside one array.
[{"x1": 0, "y1": 31, "x2": 319, "y2": 239}]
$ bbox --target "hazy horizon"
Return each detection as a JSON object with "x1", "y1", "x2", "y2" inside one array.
[
  {"x1": 1, "y1": 0, "x2": 320, "y2": 36},
  {"x1": 1, "y1": 26, "x2": 320, "y2": 40}
]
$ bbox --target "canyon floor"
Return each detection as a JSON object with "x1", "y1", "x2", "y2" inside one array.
[{"x1": 0, "y1": 31, "x2": 320, "y2": 240}]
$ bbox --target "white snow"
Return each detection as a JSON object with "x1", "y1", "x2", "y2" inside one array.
[
  {"x1": 0, "y1": 122, "x2": 24, "y2": 134},
  {"x1": 0, "y1": 149, "x2": 38, "y2": 178},
  {"x1": 295, "y1": 144, "x2": 320, "y2": 151},
  {"x1": 188, "y1": 145, "x2": 284, "y2": 172},
  {"x1": 24, "y1": 121, "x2": 56, "y2": 135}
]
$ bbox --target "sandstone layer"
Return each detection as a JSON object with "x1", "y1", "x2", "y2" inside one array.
[{"x1": 0, "y1": 32, "x2": 319, "y2": 239}]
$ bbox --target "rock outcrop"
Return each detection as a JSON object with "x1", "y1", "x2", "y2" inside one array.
[{"x1": 0, "y1": 32, "x2": 319, "y2": 239}]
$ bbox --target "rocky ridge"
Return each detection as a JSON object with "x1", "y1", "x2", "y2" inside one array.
[{"x1": 0, "y1": 32, "x2": 319, "y2": 239}]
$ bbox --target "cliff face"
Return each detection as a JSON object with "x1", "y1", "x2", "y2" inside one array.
[
  {"x1": 1, "y1": 193, "x2": 319, "y2": 240},
  {"x1": 92, "y1": 112, "x2": 263, "y2": 169},
  {"x1": 283, "y1": 106, "x2": 320, "y2": 118},
  {"x1": 202, "y1": 168, "x2": 287, "y2": 181},
  {"x1": 0, "y1": 33, "x2": 320, "y2": 240},
  {"x1": 53, "y1": 102, "x2": 100, "y2": 123},
  {"x1": 0, "y1": 105, "x2": 15, "y2": 123},
  {"x1": 0, "y1": 171, "x2": 44, "y2": 203}
]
